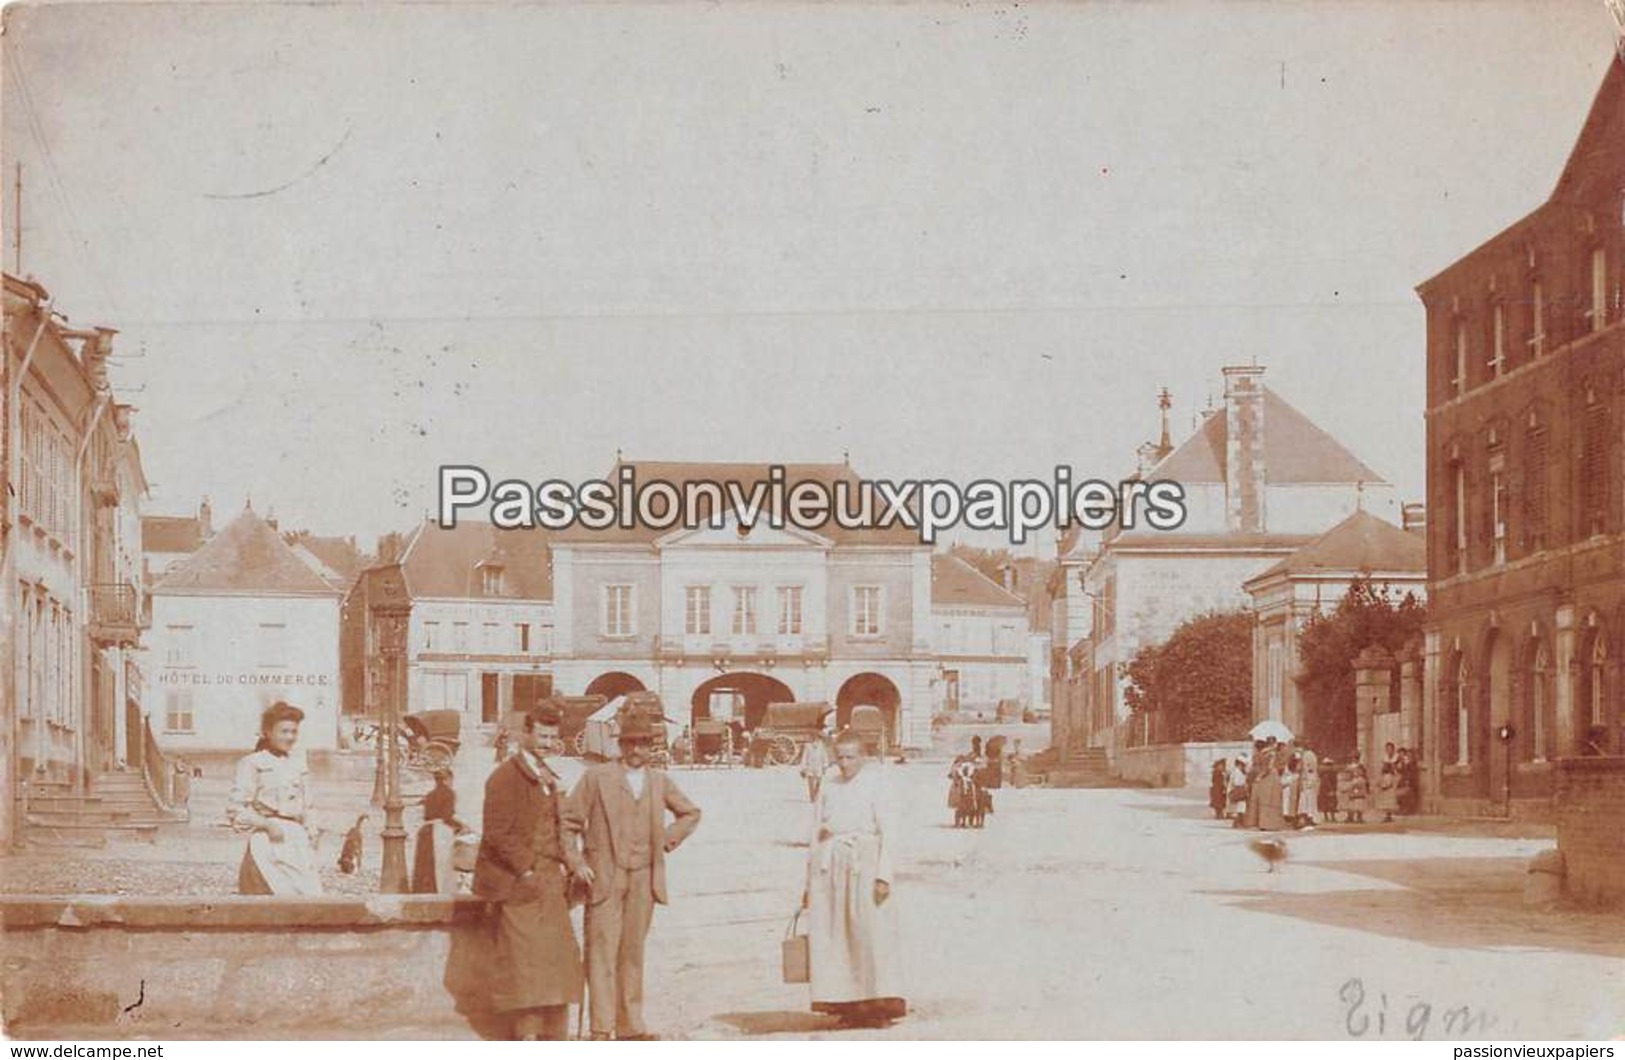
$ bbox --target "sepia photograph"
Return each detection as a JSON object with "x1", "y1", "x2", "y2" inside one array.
[{"x1": 1, "y1": 0, "x2": 1623, "y2": 1043}]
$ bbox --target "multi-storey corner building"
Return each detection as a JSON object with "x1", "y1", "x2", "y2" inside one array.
[
  {"x1": 1416, "y1": 59, "x2": 1624, "y2": 815},
  {"x1": 2, "y1": 274, "x2": 150, "y2": 842}
]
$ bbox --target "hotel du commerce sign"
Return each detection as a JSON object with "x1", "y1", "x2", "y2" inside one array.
[{"x1": 156, "y1": 670, "x2": 333, "y2": 688}]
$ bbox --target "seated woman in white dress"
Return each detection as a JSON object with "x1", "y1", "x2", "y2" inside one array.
[
  {"x1": 802, "y1": 729, "x2": 905, "y2": 1027},
  {"x1": 228, "y1": 702, "x2": 322, "y2": 896}
]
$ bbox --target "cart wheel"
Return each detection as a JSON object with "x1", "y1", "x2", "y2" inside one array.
[
  {"x1": 420, "y1": 743, "x2": 455, "y2": 773},
  {"x1": 572, "y1": 731, "x2": 587, "y2": 756},
  {"x1": 768, "y1": 735, "x2": 797, "y2": 766}
]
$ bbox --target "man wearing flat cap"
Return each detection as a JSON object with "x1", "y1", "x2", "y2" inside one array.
[
  {"x1": 562, "y1": 710, "x2": 702, "y2": 1040},
  {"x1": 473, "y1": 702, "x2": 587, "y2": 1040}
]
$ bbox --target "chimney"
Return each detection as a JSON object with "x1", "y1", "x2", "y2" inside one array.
[
  {"x1": 1401, "y1": 502, "x2": 1427, "y2": 537},
  {"x1": 198, "y1": 497, "x2": 213, "y2": 538},
  {"x1": 1000, "y1": 562, "x2": 1017, "y2": 593},
  {"x1": 265, "y1": 506, "x2": 279, "y2": 531},
  {"x1": 377, "y1": 532, "x2": 403, "y2": 564},
  {"x1": 1221, "y1": 365, "x2": 1267, "y2": 534}
]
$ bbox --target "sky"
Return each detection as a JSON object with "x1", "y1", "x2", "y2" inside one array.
[{"x1": 2, "y1": 1, "x2": 1619, "y2": 553}]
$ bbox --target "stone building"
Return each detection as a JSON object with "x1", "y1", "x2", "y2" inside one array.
[
  {"x1": 2, "y1": 274, "x2": 151, "y2": 843},
  {"x1": 147, "y1": 506, "x2": 344, "y2": 755},
  {"x1": 548, "y1": 460, "x2": 933, "y2": 748},
  {"x1": 1054, "y1": 366, "x2": 1395, "y2": 755},
  {"x1": 363, "y1": 518, "x2": 555, "y2": 723},
  {"x1": 1243, "y1": 508, "x2": 1427, "y2": 741},
  {"x1": 929, "y1": 554, "x2": 1028, "y2": 717},
  {"x1": 1416, "y1": 58, "x2": 1624, "y2": 816}
]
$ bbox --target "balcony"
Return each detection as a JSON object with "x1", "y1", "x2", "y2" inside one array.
[{"x1": 88, "y1": 583, "x2": 143, "y2": 647}]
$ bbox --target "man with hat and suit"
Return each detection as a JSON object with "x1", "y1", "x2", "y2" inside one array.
[
  {"x1": 562, "y1": 711, "x2": 702, "y2": 1040},
  {"x1": 473, "y1": 702, "x2": 587, "y2": 1040}
]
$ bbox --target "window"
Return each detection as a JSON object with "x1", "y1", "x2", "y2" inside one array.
[
  {"x1": 483, "y1": 622, "x2": 501, "y2": 651},
  {"x1": 1581, "y1": 396, "x2": 1609, "y2": 538},
  {"x1": 480, "y1": 564, "x2": 505, "y2": 596},
  {"x1": 1488, "y1": 452, "x2": 1507, "y2": 566},
  {"x1": 1489, "y1": 302, "x2": 1506, "y2": 377},
  {"x1": 777, "y1": 586, "x2": 803, "y2": 636},
  {"x1": 602, "y1": 585, "x2": 635, "y2": 637},
  {"x1": 731, "y1": 586, "x2": 758, "y2": 637},
  {"x1": 257, "y1": 622, "x2": 287, "y2": 668},
  {"x1": 164, "y1": 688, "x2": 194, "y2": 734},
  {"x1": 1529, "y1": 643, "x2": 1550, "y2": 763},
  {"x1": 423, "y1": 620, "x2": 440, "y2": 651},
  {"x1": 1449, "y1": 456, "x2": 1467, "y2": 575},
  {"x1": 1589, "y1": 246, "x2": 1607, "y2": 332},
  {"x1": 851, "y1": 586, "x2": 883, "y2": 637},
  {"x1": 1454, "y1": 656, "x2": 1471, "y2": 765},
  {"x1": 1590, "y1": 637, "x2": 1608, "y2": 728},
  {"x1": 452, "y1": 622, "x2": 470, "y2": 652},
  {"x1": 1451, "y1": 321, "x2": 1468, "y2": 396},
  {"x1": 516, "y1": 622, "x2": 531, "y2": 653},
  {"x1": 423, "y1": 671, "x2": 469, "y2": 712},
  {"x1": 1529, "y1": 280, "x2": 1546, "y2": 357},
  {"x1": 685, "y1": 586, "x2": 712, "y2": 636},
  {"x1": 164, "y1": 624, "x2": 196, "y2": 668},
  {"x1": 1524, "y1": 418, "x2": 1548, "y2": 552}
]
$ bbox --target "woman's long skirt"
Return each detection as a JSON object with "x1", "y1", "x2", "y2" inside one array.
[
  {"x1": 237, "y1": 823, "x2": 322, "y2": 896},
  {"x1": 808, "y1": 834, "x2": 905, "y2": 1022},
  {"x1": 1254, "y1": 773, "x2": 1285, "y2": 831}
]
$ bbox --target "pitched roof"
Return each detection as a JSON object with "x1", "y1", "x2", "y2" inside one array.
[
  {"x1": 1151, "y1": 389, "x2": 1385, "y2": 486},
  {"x1": 931, "y1": 554, "x2": 1025, "y2": 610},
  {"x1": 1246, "y1": 509, "x2": 1426, "y2": 585},
  {"x1": 284, "y1": 532, "x2": 370, "y2": 588},
  {"x1": 153, "y1": 509, "x2": 339, "y2": 596},
  {"x1": 401, "y1": 520, "x2": 553, "y2": 601},
  {"x1": 142, "y1": 514, "x2": 205, "y2": 555},
  {"x1": 551, "y1": 460, "x2": 922, "y2": 546}
]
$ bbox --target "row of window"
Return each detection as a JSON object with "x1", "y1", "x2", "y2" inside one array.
[
  {"x1": 604, "y1": 583, "x2": 886, "y2": 639},
  {"x1": 19, "y1": 590, "x2": 76, "y2": 728},
  {"x1": 163, "y1": 622, "x2": 294, "y2": 669},
  {"x1": 1442, "y1": 398, "x2": 1613, "y2": 574},
  {"x1": 936, "y1": 618, "x2": 1024, "y2": 656},
  {"x1": 421, "y1": 619, "x2": 550, "y2": 655},
  {"x1": 16, "y1": 395, "x2": 76, "y2": 542},
  {"x1": 1444, "y1": 246, "x2": 1619, "y2": 400},
  {"x1": 1442, "y1": 636, "x2": 1610, "y2": 766},
  {"x1": 679, "y1": 585, "x2": 807, "y2": 638}
]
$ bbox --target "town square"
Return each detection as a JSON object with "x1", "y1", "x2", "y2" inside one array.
[{"x1": 2, "y1": 0, "x2": 1624, "y2": 1043}]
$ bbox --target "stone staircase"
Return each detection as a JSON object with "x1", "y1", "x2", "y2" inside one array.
[
  {"x1": 21, "y1": 771, "x2": 188, "y2": 849},
  {"x1": 1042, "y1": 746, "x2": 1118, "y2": 789}
]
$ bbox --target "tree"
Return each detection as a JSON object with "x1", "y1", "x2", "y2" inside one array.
[
  {"x1": 1124, "y1": 610, "x2": 1253, "y2": 743},
  {"x1": 1294, "y1": 577, "x2": 1426, "y2": 759}
]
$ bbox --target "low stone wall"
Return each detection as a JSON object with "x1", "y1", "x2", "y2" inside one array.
[
  {"x1": 0, "y1": 895, "x2": 512, "y2": 1038},
  {"x1": 1113, "y1": 741, "x2": 1253, "y2": 789},
  {"x1": 1554, "y1": 756, "x2": 1625, "y2": 908}
]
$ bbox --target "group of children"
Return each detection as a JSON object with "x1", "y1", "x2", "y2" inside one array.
[{"x1": 1211, "y1": 741, "x2": 1420, "y2": 830}]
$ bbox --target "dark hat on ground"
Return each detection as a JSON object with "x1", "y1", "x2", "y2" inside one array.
[{"x1": 618, "y1": 714, "x2": 657, "y2": 741}]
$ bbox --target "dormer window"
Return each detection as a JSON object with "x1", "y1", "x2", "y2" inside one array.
[
  {"x1": 1529, "y1": 278, "x2": 1547, "y2": 357},
  {"x1": 1588, "y1": 246, "x2": 1608, "y2": 332},
  {"x1": 478, "y1": 561, "x2": 506, "y2": 596},
  {"x1": 1451, "y1": 319, "x2": 1468, "y2": 396}
]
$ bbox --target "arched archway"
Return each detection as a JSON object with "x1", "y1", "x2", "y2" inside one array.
[
  {"x1": 1521, "y1": 632, "x2": 1554, "y2": 763},
  {"x1": 1485, "y1": 629, "x2": 1513, "y2": 796},
  {"x1": 835, "y1": 672, "x2": 902, "y2": 745},
  {"x1": 1445, "y1": 649, "x2": 1472, "y2": 767},
  {"x1": 690, "y1": 672, "x2": 796, "y2": 731},
  {"x1": 584, "y1": 671, "x2": 646, "y2": 701}
]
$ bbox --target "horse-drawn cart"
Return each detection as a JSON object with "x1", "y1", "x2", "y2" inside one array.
[{"x1": 755, "y1": 701, "x2": 834, "y2": 766}]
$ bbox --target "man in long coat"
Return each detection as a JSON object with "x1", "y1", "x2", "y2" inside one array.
[
  {"x1": 473, "y1": 703, "x2": 587, "y2": 1040},
  {"x1": 562, "y1": 714, "x2": 702, "y2": 1040}
]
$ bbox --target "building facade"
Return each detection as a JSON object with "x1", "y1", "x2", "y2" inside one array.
[
  {"x1": 929, "y1": 554, "x2": 1029, "y2": 717},
  {"x1": 1416, "y1": 59, "x2": 1624, "y2": 816},
  {"x1": 2, "y1": 274, "x2": 150, "y2": 843},
  {"x1": 1056, "y1": 366, "x2": 1396, "y2": 753},
  {"x1": 147, "y1": 507, "x2": 343, "y2": 755},
  {"x1": 1243, "y1": 508, "x2": 1427, "y2": 741}
]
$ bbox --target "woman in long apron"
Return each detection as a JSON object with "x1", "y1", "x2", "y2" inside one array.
[
  {"x1": 228, "y1": 702, "x2": 322, "y2": 896},
  {"x1": 803, "y1": 730, "x2": 906, "y2": 1027}
]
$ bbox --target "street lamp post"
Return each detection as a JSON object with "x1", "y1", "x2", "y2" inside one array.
[{"x1": 364, "y1": 563, "x2": 412, "y2": 893}]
